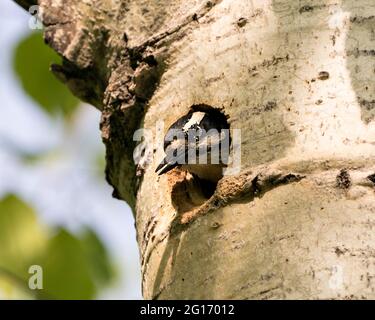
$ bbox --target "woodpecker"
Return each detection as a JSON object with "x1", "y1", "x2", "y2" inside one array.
[{"x1": 155, "y1": 110, "x2": 230, "y2": 182}]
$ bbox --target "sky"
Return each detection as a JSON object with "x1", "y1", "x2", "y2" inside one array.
[{"x1": 0, "y1": 1, "x2": 142, "y2": 299}]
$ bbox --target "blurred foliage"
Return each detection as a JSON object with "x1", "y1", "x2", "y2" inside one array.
[
  {"x1": 1, "y1": 21, "x2": 120, "y2": 301},
  {"x1": 93, "y1": 151, "x2": 107, "y2": 179},
  {"x1": 0, "y1": 195, "x2": 115, "y2": 299},
  {"x1": 39, "y1": 230, "x2": 96, "y2": 299},
  {"x1": 0, "y1": 195, "x2": 46, "y2": 284},
  {"x1": 13, "y1": 31, "x2": 79, "y2": 117},
  {"x1": 81, "y1": 228, "x2": 115, "y2": 287}
]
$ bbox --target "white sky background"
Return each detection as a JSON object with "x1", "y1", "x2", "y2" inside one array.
[{"x1": 0, "y1": 1, "x2": 142, "y2": 299}]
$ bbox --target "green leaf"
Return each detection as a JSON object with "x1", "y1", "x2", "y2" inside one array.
[
  {"x1": 0, "y1": 195, "x2": 47, "y2": 277},
  {"x1": 81, "y1": 228, "x2": 115, "y2": 288},
  {"x1": 38, "y1": 229, "x2": 96, "y2": 300},
  {"x1": 13, "y1": 31, "x2": 79, "y2": 117},
  {"x1": 0, "y1": 195, "x2": 115, "y2": 300}
]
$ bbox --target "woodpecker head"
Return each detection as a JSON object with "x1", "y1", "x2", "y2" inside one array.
[{"x1": 155, "y1": 110, "x2": 230, "y2": 182}]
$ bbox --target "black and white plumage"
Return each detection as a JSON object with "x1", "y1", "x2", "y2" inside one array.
[{"x1": 155, "y1": 110, "x2": 230, "y2": 182}]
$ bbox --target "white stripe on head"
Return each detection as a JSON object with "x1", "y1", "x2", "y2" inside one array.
[{"x1": 182, "y1": 112, "x2": 206, "y2": 132}]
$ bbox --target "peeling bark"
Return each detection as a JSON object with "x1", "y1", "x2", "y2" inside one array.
[{"x1": 14, "y1": 0, "x2": 375, "y2": 299}]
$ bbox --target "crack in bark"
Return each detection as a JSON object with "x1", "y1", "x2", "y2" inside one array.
[
  {"x1": 131, "y1": 0, "x2": 223, "y2": 53},
  {"x1": 170, "y1": 159, "x2": 375, "y2": 228},
  {"x1": 174, "y1": 169, "x2": 305, "y2": 227},
  {"x1": 350, "y1": 15, "x2": 375, "y2": 23}
]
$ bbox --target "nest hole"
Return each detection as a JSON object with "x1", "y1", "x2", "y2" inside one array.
[
  {"x1": 170, "y1": 104, "x2": 229, "y2": 214},
  {"x1": 171, "y1": 172, "x2": 217, "y2": 214},
  {"x1": 190, "y1": 104, "x2": 230, "y2": 127}
]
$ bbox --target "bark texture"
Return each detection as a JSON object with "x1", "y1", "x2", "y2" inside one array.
[{"x1": 17, "y1": 0, "x2": 375, "y2": 299}]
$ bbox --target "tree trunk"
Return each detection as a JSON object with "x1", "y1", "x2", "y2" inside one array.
[{"x1": 16, "y1": 0, "x2": 375, "y2": 299}]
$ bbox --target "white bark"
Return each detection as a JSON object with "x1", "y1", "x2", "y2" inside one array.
[{"x1": 16, "y1": 0, "x2": 375, "y2": 299}]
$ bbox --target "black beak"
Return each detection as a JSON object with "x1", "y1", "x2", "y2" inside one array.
[{"x1": 155, "y1": 159, "x2": 178, "y2": 175}]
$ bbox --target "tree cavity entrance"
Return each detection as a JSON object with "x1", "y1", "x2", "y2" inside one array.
[{"x1": 171, "y1": 172, "x2": 217, "y2": 214}]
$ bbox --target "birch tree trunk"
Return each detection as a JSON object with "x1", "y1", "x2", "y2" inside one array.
[{"x1": 17, "y1": 0, "x2": 375, "y2": 299}]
